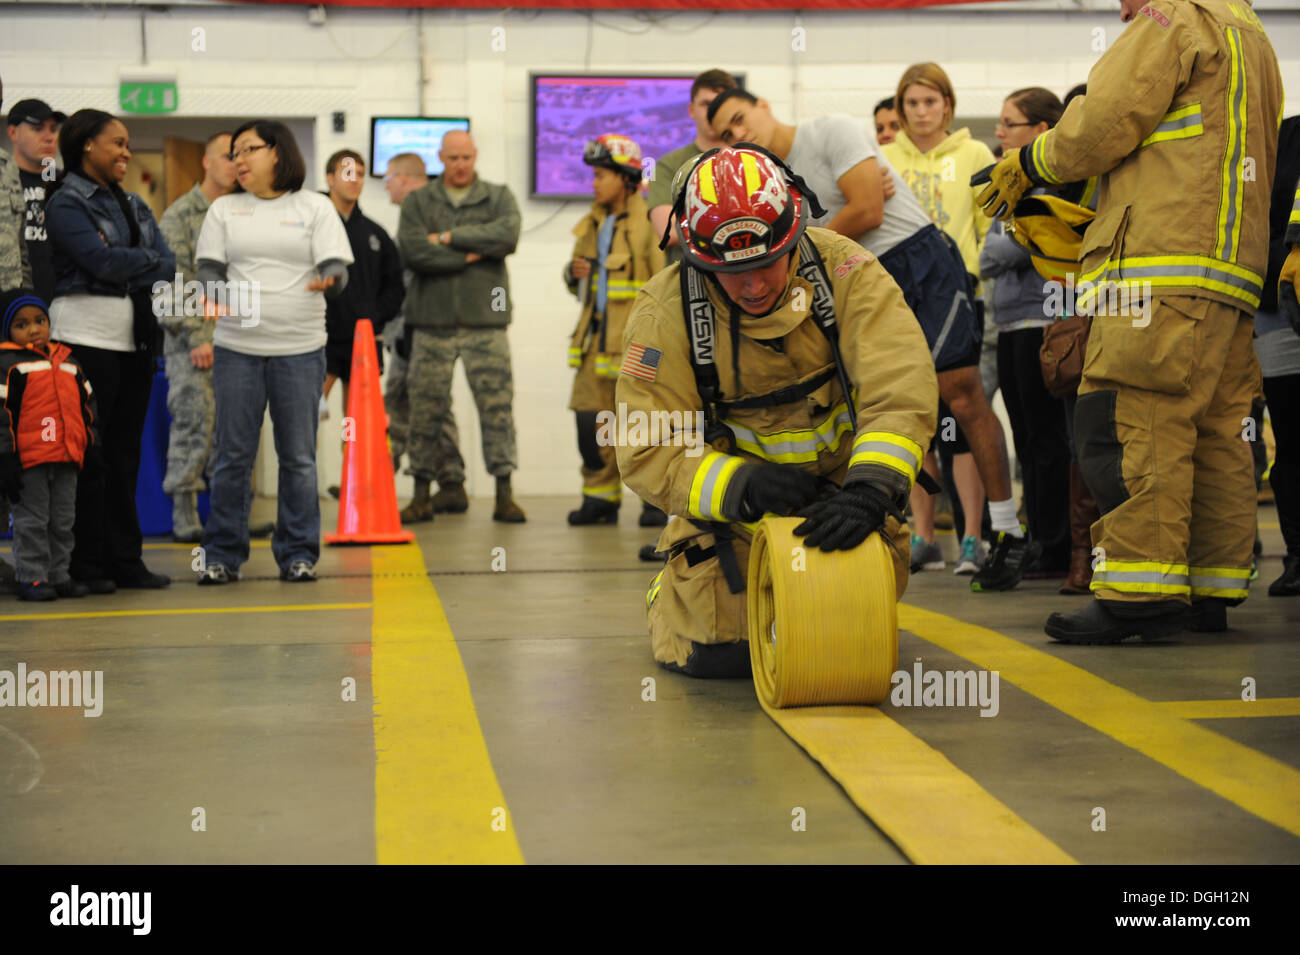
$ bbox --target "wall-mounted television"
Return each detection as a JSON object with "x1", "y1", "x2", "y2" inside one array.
[
  {"x1": 530, "y1": 74, "x2": 742, "y2": 201},
  {"x1": 369, "y1": 116, "x2": 471, "y2": 179}
]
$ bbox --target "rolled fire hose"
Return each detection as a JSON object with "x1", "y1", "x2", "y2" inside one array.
[{"x1": 748, "y1": 517, "x2": 898, "y2": 708}]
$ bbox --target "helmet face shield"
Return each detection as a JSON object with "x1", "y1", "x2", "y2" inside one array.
[{"x1": 675, "y1": 146, "x2": 808, "y2": 274}]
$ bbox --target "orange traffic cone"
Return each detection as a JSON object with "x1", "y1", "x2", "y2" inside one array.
[{"x1": 326, "y1": 319, "x2": 415, "y2": 545}]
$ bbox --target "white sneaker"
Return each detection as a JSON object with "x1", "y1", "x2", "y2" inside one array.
[{"x1": 318, "y1": 394, "x2": 330, "y2": 421}]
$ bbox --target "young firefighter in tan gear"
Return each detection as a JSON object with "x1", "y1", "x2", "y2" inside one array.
[
  {"x1": 564, "y1": 135, "x2": 666, "y2": 525},
  {"x1": 616, "y1": 145, "x2": 937, "y2": 677},
  {"x1": 973, "y1": 0, "x2": 1283, "y2": 643}
]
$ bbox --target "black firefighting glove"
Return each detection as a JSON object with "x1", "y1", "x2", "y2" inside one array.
[
  {"x1": 734, "y1": 463, "x2": 825, "y2": 523},
  {"x1": 793, "y1": 481, "x2": 902, "y2": 552},
  {"x1": 0, "y1": 454, "x2": 23, "y2": 504},
  {"x1": 1280, "y1": 245, "x2": 1300, "y2": 336},
  {"x1": 971, "y1": 145, "x2": 1043, "y2": 222}
]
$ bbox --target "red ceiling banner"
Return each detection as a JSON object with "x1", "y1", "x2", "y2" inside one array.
[{"x1": 226, "y1": 1, "x2": 1001, "y2": 9}]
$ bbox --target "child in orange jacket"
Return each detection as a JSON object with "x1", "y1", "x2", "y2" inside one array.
[{"x1": 0, "y1": 289, "x2": 98, "y2": 601}]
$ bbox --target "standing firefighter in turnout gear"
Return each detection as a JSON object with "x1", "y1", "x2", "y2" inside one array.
[
  {"x1": 564, "y1": 135, "x2": 665, "y2": 525},
  {"x1": 972, "y1": 0, "x2": 1283, "y2": 642},
  {"x1": 616, "y1": 145, "x2": 937, "y2": 677}
]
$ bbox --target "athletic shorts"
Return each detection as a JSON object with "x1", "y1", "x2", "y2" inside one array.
[
  {"x1": 326, "y1": 337, "x2": 383, "y2": 382},
  {"x1": 879, "y1": 224, "x2": 982, "y2": 373}
]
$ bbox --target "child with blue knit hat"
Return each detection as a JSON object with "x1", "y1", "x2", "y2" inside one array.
[{"x1": 0, "y1": 288, "x2": 98, "y2": 600}]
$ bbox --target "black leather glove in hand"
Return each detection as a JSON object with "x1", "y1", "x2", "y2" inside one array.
[
  {"x1": 0, "y1": 454, "x2": 23, "y2": 504},
  {"x1": 735, "y1": 463, "x2": 825, "y2": 522},
  {"x1": 794, "y1": 481, "x2": 902, "y2": 552}
]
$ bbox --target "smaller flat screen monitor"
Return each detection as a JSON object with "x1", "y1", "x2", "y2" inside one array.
[
  {"x1": 370, "y1": 116, "x2": 470, "y2": 179},
  {"x1": 530, "y1": 73, "x2": 742, "y2": 200}
]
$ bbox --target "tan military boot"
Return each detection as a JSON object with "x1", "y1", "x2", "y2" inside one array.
[
  {"x1": 492, "y1": 475, "x2": 526, "y2": 523},
  {"x1": 432, "y1": 481, "x2": 469, "y2": 514},
  {"x1": 400, "y1": 479, "x2": 435, "y2": 524}
]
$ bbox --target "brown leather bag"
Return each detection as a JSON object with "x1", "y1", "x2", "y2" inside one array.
[{"x1": 1039, "y1": 314, "x2": 1092, "y2": 398}]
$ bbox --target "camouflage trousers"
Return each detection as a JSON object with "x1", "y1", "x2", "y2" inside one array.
[
  {"x1": 407, "y1": 326, "x2": 517, "y2": 481},
  {"x1": 162, "y1": 350, "x2": 215, "y2": 494},
  {"x1": 386, "y1": 342, "x2": 465, "y2": 485}
]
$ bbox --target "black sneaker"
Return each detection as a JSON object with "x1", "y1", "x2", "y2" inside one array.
[
  {"x1": 116, "y1": 569, "x2": 171, "y2": 589},
  {"x1": 17, "y1": 581, "x2": 57, "y2": 602},
  {"x1": 1268, "y1": 555, "x2": 1300, "y2": 597},
  {"x1": 971, "y1": 528, "x2": 1039, "y2": 592},
  {"x1": 55, "y1": 580, "x2": 90, "y2": 598},
  {"x1": 567, "y1": 497, "x2": 619, "y2": 526}
]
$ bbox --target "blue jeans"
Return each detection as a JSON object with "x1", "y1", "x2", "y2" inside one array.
[{"x1": 203, "y1": 346, "x2": 325, "y2": 573}]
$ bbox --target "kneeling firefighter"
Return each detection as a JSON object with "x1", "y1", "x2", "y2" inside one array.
[{"x1": 614, "y1": 144, "x2": 939, "y2": 677}]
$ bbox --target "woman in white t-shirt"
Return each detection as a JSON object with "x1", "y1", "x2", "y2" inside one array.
[{"x1": 193, "y1": 120, "x2": 353, "y2": 585}]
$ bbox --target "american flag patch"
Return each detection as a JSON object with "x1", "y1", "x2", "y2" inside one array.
[{"x1": 621, "y1": 342, "x2": 662, "y2": 382}]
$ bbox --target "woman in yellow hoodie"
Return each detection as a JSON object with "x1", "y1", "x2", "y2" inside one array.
[
  {"x1": 563, "y1": 134, "x2": 665, "y2": 526},
  {"x1": 885, "y1": 62, "x2": 1000, "y2": 579}
]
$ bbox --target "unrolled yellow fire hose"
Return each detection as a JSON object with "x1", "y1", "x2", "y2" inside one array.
[{"x1": 748, "y1": 517, "x2": 898, "y2": 708}]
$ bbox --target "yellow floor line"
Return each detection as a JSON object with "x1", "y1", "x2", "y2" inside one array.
[
  {"x1": 371, "y1": 545, "x2": 523, "y2": 865},
  {"x1": 0, "y1": 602, "x2": 370, "y2": 623},
  {"x1": 139, "y1": 541, "x2": 273, "y2": 550},
  {"x1": 761, "y1": 699, "x2": 1077, "y2": 864},
  {"x1": 898, "y1": 604, "x2": 1300, "y2": 839},
  {"x1": 1157, "y1": 698, "x2": 1300, "y2": 719}
]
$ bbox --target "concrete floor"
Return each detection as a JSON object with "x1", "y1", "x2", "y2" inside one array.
[{"x1": 1, "y1": 496, "x2": 1297, "y2": 864}]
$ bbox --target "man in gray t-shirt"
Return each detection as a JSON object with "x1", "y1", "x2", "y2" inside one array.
[{"x1": 707, "y1": 89, "x2": 1032, "y2": 594}]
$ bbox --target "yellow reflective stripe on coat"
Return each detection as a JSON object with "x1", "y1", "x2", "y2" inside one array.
[
  {"x1": 1139, "y1": 103, "x2": 1204, "y2": 147},
  {"x1": 606, "y1": 279, "x2": 646, "y2": 301},
  {"x1": 583, "y1": 482, "x2": 622, "y2": 502},
  {"x1": 1215, "y1": 28, "x2": 1247, "y2": 263},
  {"x1": 1076, "y1": 255, "x2": 1263, "y2": 310},
  {"x1": 646, "y1": 569, "x2": 664, "y2": 609},
  {"x1": 568, "y1": 345, "x2": 582, "y2": 368},
  {"x1": 688, "y1": 451, "x2": 743, "y2": 521},
  {"x1": 1289, "y1": 182, "x2": 1300, "y2": 229},
  {"x1": 723, "y1": 402, "x2": 854, "y2": 465},
  {"x1": 595, "y1": 354, "x2": 619, "y2": 379},
  {"x1": 1189, "y1": 565, "x2": 1252, "y2": 599},
  {"x1": 848, "y1": 430, "x2": 924, "y2": 484},
  {"x1": 1030, "y1": 133, "x2": 1062, "y2": 185},
  {"x1": 1091, "y1": 559, "x2": 1191, "y2": 596}
]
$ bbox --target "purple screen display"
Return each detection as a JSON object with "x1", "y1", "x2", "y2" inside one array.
[{"x1": 532, "y1": 75, "x2": 696, "y2": 199}]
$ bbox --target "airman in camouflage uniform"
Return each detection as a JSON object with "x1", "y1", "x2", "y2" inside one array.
[
  {"x1": 396, "y1": 131, "x2": 525, "y2": 523},
  {"x1": 157, "y1": 133, "x2": 233, "y2": 541},
  {"x1": 1, "y1": 77, "x2": 34, "y2": 593}
]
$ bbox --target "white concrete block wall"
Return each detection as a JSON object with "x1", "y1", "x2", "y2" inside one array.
[{"x1": 2, "y1": 3, "x2": 1297, "y2": 503}]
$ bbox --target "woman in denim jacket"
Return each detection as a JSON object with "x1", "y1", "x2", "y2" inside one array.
[
  {"x1": 45, "y1": 109, "x2": 176, "y2": 593},
  {"x1": 979, "y1": 88, "x2": 1072, "y2": 580}
]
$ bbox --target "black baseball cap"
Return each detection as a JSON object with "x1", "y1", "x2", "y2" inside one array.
[{"x1": 6, "y1": 99, "x2": 67, "y2": 127}]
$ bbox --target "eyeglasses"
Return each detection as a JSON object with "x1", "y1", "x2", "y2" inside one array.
[
  {"x1": 996, "y1": 121, "x2": 1036, "y2": 130},
  {"x1": 229, "y1": 143, "x2": 270, "y2": 161}
]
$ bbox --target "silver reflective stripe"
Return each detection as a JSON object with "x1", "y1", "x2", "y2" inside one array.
[
  {"x1": 1220, "y1": 28, "x2": 1246, "y2": 261},
  {"x1": 1151, "y1": 110, "x2": 1201, "y2": 136},
  {"x1": 1115, "y1": 263, "x2": 1261, "y2": 297},
  {"x1": 1189, "y1": 573, "x2": 1249, "y2": 591},
  {"x1": 853, "y1": 439, "x2": 920, "y2": 475},
  {"x1": 695, "y1": 456, "x2": 729, "y2": 519},
  {"x1": 725, "y1": 408, "x2": 852, "y2": 460},
  {"x1": 1093, "y1": 569, "x2": 1190, "y2": 586}
]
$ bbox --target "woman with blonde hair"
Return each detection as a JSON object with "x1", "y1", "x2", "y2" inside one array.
[{"x1": 885, "y1": 63, "x2": 1006, "y2": 581}]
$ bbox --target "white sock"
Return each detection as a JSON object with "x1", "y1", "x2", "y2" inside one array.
[{"x1": 989, "y1": 499, "x2": 1023, "y2": 537}]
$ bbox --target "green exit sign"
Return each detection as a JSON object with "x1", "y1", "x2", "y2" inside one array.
[{"x1": 119, "y1": 82, "x2": 177, "y2": 114}]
